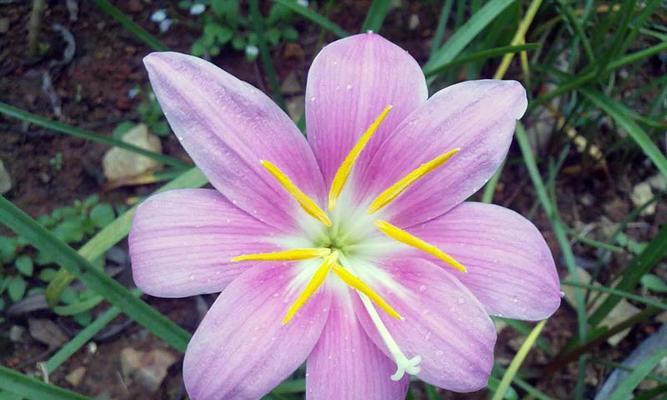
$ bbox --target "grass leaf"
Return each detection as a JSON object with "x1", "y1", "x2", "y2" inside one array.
[
  {"x1": 46, "y1": 168, "x2": 208, "y2": 306},
  {"x1": 361, "y1": 0, "x2": 392, "y2": 33},
  {"x1": 588, "y1": 224, "x2": 667, "y2": 327},
  {"x1": 0, "y1": 366, "x2": 90, "y2": 400},
  {"x1": 426, "y1": 43, "x2": 540, "y2": 77},
  {"x1": 0, "y1": 195, "x2": 191, "y2": 352},
  {"x1": 0, "y1": 101, "x2": 189, "y2": 169},
  {"x1": 492, "y1": 320, "x2": 547, "y2": 400},
  {"x1": 608, "y1": 349, "x2": 667, "y2": 400},
  {"x1": 423, "y1": 0, "x2": 515, "y2": 75},
  {"x1": 581, "y1": 89, "x2": 667, "y2": 176},
  {"x1": 92, "y1": 0, "x2": 168, "y2": 51},
  {"x1": 273, "y1": 0, "x2": 348, "y2": 38}
]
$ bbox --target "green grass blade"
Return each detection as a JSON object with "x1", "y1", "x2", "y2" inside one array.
[
  {"x1": 430, "y1": 0, "x2": 454, "y2": 56},
  {"x1": 556, "y1": 0, "x2": 595, "y2": 63},
  {"x1": 0, "y1": 101, "x2": 189, "y2": 169},
  {"x1": 608, "y1": 349, "x2": 667, "y2": 400},
  {"x1": 0, "y1": 196, "x2": 191, "y2": 352},
  {"x1": 515, "y1": 123, "x2": 587, "y2": 342},
  {"x1": 44, "y1": 290, "x2": 141, "y2": 374},
  {"x1": 271, "y1": 379, "x2": 305, "y2": 394},
  {"x1": 45, "y1": 306, "x2": 122, "y2": 373},
  {"x1": 361, "y1": 0, "x2": 392, "y2": 32},
  {"x1": 497, "y1": 317, "x2": 553, "y2": 354},
  {"x1": 426, "y1": 43, "x2": 540, "y2": 77},
  {"x1": 423, "y1": 0, "x2": 515, "y2": 75},
  {"x1": 273, "y1": 0, "x2": 348, "y2": 38},
  {"x1": 249, "y1": 0, "x2": 287, "y2": 111},
  {"x1": 494, "y1": 365, "x2": 553, "y2": 400},
  {"x1": 92, "y1": 0, "x2": 167, "y2": 51},
  {"x1": 53, "y1": 295, "x2": 104, "y2": 316},
  {"x1": 562, "y1": 281, "x2": 667, "y2": 311},
  {"x1": 493, "y1": 0, "x2": 542, "y2": 80},
  {"x1": 581, "y1": 89, "x2": 667, "y2": 176},
  {"x1": 605, "y1": 40, "x2": 667, "y2": 73},
  {"x1": 0, "y1": 366, "x2": 90, "y2": 400},
  {"x1": 46, "y1": 167, "x2": 208, "y2": 306},
  {"x1": 492, "y1": 320, "x2": 547, "y2": 400},
  {"x1": 588, "y1": 224, "x2": 667, "y2": 327}
]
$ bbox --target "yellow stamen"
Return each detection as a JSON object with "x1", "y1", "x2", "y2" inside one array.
[
  {"x1": 332, "y1": 263, "x2": 402, "y2": 320},
  {"x1": 368, "y1": 148, "x2": 460, "y2": 214},
  {"x1": 374, "y1": 220, "x2": 467, "y2": 272},
  {"x1": 328, "y1": 105, "x2": 393, "y2": 211},
  {"x1": 260, "y1": 160, "x2": 332, "y2": 227},
  {"x1": 231, "y1": 248, "x2": 331, "y2": 262},
  {"x1": 283, "y1": 251, "x2": 339, "y2": 324}
]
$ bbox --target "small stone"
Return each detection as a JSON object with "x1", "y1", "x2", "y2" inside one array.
[
  {"x1": 647, "y1": 174, "x2": 667, "y2": 193},
  {"x1": 65, "y1": 367, "x2": 86, "y2": 387},
  {"x1": 120, "y1": 348, "x2": 142, "y2": 379},
  {"x1": 9, "y1": 325, "x2": 25, "y2": 342},
  {"x1": 283, "y1": 43, "x2": 305, "y2": 60},
  {"x1": 286, "y1": 95, "x2": 305, "y2": 123},
  {"x1": 630, "y1": 182, "x2": 655, "y2": 216},
  {"x1": 103, "y1": 124, "x2": 163, "y2": 182},
  {"x1": 0, "y1": 159, "x2": 11, "y2": 194},
  {"x1": 0, "y1": 18, "x2": 9, "y2": 34},
  {"x1": 120, "y1": 347, "x2": 177, "y2": 392},
  {"x1": 127, "y1": 0, "x2": 143, "y2": 13},
  {"x1": 135, "y1": 349, "x2": 178, "y2": 392},
  {"x1": 579, "y1": 193, "x2": 594, "y2": 207},
  {"x1": 28, "y1": 318, "x2": 68, "y2": 349},
  {"x1": 408, "y1": 14, "x2": 420, "y2": 30},
  {"x1": 280, "y1": 72, "x2": 302, "y2": 95}
]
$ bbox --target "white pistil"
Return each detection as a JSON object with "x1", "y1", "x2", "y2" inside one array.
[{"x1": 358, "y1": 292, "x2": 421, "y2": 381}]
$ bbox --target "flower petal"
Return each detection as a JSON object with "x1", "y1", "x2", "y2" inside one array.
[
  {"x1": 129, "y1": 189, "x2": 283, "y2": 298},
  {"x1": 305, "y1": 33, "x2": 427, "y2": 186},
  {"x1": 306, "y1": 287, "x2": 408, "y2": 400},
  {"x1": 354, "y1": 258, "x2": 496, "y2": 392},
  {"x1": 184, "y1": 265, "x2": 331, "y2": 400},
  {"x1": 144, "y1": 52, "x2": 325, "y2": 230},
  {"x1": 408, "y1": 202, "x2": 561, "y2": 320},
  {"x1": 359, "y1": 80, "x2": 527, "y2": 227}
]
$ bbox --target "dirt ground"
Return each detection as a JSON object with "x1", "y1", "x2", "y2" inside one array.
[{"x1": 1, "y1": 1, "x2": 665, "y2": 399}]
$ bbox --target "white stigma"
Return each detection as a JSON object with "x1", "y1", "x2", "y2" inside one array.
[{"x1": 358, "y1": 292, "x2": 422, "y2": 381}]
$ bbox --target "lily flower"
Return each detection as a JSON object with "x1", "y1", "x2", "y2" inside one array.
[{"x1": 129, "y1": 33, "x2": 560, "y2": 400}]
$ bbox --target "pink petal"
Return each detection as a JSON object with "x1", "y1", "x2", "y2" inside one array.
[
  {"x1": 129, "y1": 189, "x2": 283, "y2": 298},
  {"x1": 144, "y1": 52, "x2": 325, "y2": 230},
  {"x1": 408, "y1": 202, "x2": 561, "y2": 320},
  {"x1": 358, "y1": 80, "x2": 527, "y2": 227},
  {"x1": 354, "y1": 258, "x2": 496, "y2": 392},
  {"x1": 306, "y1": 288, "x2": 408, "y2": 400},
  {"x1": 184, "y1": 265, "x2": 331, "y2": 400},
  {"x1": 305, "y1": 33, "x2": 427, "y2": 186}
]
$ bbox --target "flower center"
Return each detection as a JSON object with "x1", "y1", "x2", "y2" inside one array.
[{"x1": 231, "y1": 106, "x2": 466, "y2": 381}]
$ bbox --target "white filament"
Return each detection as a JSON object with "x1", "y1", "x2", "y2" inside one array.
[{"x1": 358, "y1": 293, "x2": 421, "y2": 381}]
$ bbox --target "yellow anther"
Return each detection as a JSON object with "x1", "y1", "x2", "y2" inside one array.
[
  {"x1": 368, "y1": 148, "x2": 460, "y2": 214},
  {"x1": 231, "y1": 248, "x2": 331, "y2": 262},
  {"x1": 260, "y1": 160, "x2": 332, "y2": 227},
  {"x1": 374, "y1": 220, "x2": 467, "y2": 273},
  {"x1": 332, "y1": 263, "x2": 402, "y2": 320},
  {"x1": 283, "y1": 251, "x2": 339, "y2": 324},
  {"x1": 328, "y1": 105, "x2": 393, "y2": 211}
]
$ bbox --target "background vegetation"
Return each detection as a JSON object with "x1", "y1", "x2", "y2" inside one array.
[{"x1": 0, "y1": 0, "x2": 665, "y2": 399}]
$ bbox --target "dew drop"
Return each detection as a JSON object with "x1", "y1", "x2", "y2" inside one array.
[
  {"x1": 346, "y1": 84, "x2": 353, "y2": 90},
  {"x1": 309, "y1": 96, "x2": 316, "y2": 102},
  {"x1": 559, "y1": 290, "x2": 566, "y2": 298},
  {"x1": 418, "y1": 285, "x2": 426, "y2": 292}
]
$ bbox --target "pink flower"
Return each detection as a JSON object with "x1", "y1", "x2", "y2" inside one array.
[{"x1": 129, "y1": 33, "x2": 560, "y2": 400}]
